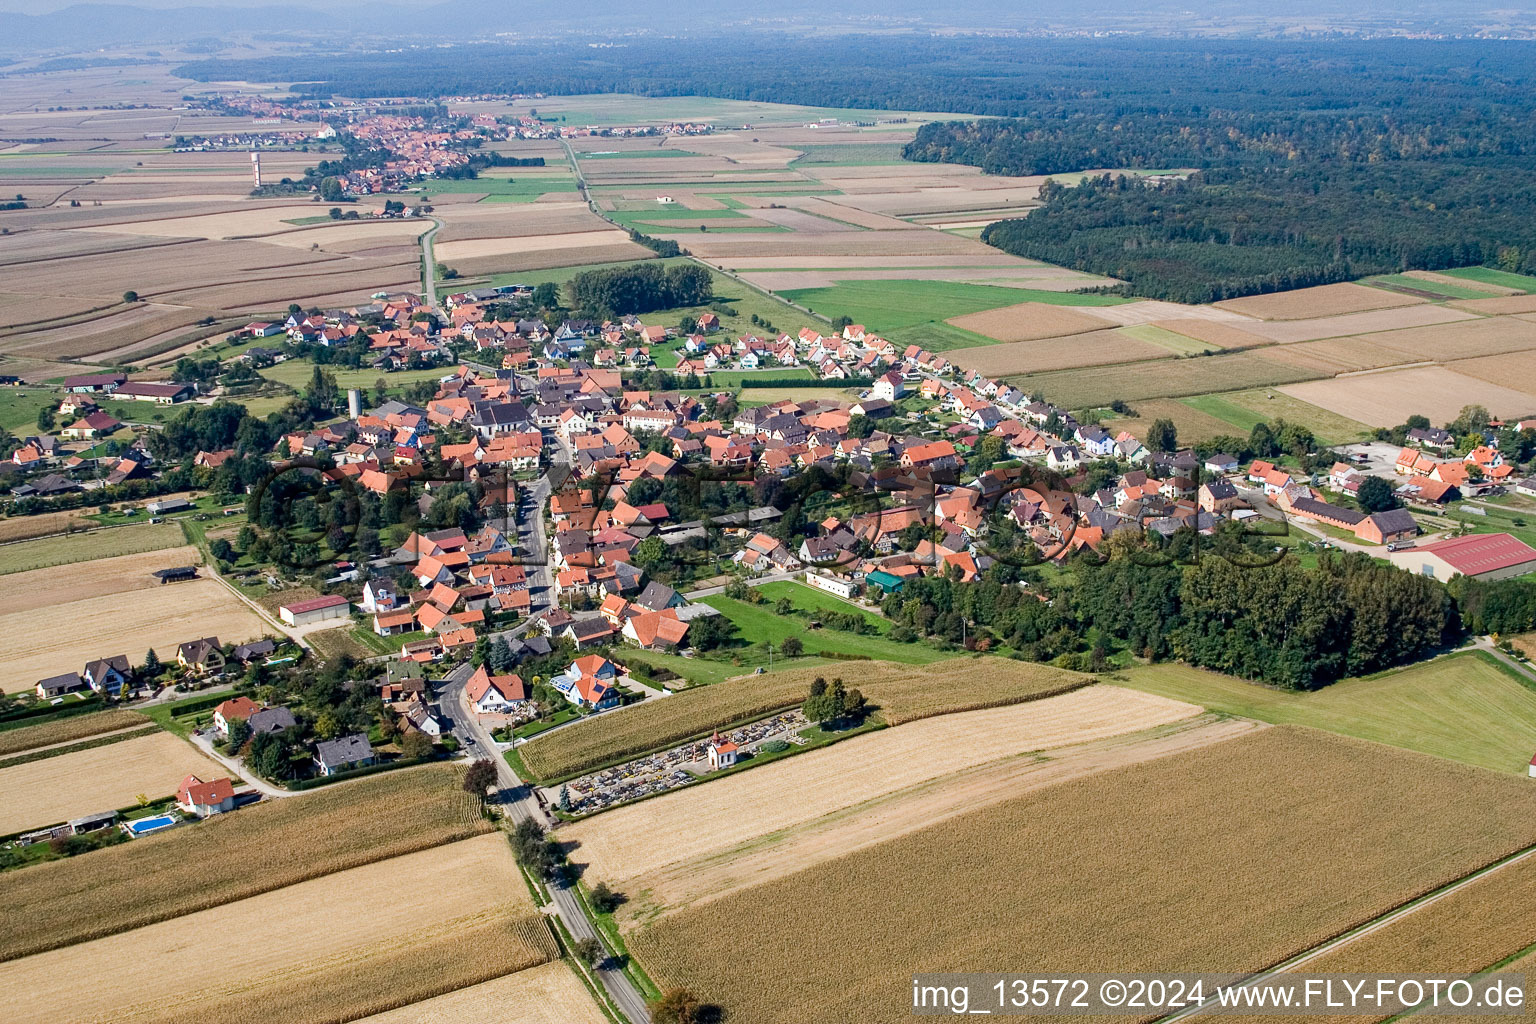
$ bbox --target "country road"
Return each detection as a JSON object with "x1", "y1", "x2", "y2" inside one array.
[
  {"x1": 419, "y1": 215, "x2": 443, "y2": 308},
  {"x1": 441, "y1": 662, "x2": 652, "y2": 1024}
]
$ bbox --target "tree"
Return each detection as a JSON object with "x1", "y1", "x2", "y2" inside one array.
[
  {"x1": 35, "y1": 406, "x2": 53, "y2": 432},
  {"x1": 224, "y1": 718, "x2": 252, "y2": 751},
  {"x1": 142, "y1": 648, "x2": 161, "y2": 677},
  {"x1": 511, "y1": 817, "x2": 559, "y2": 878},
  {"x1": 1147, "y1": 418, "x2": 1178, "y2": 453},
  {"x1": 780, "y1": 635, "x2": 804, "y2": 657},
  {"x1": 463, "y1": 758, "x2": 498, "y2": 797},
  {"x1": 590, "y1": 881, "x2": 622, "y2": 914},
  {"x1": 651, "y1": 989, "x2": 703, "y2": 1024},
  {"x1": 210, "y1": 537, "x2": 235, "y2": 562},
  {"x1": 1248, "y1": 421, "x2": 1277, "y2": 458},
  {"x1": 573, "y1": 936, "x2": 605, "y2": 967},
  {"x1": 122, "y1": 290, "x2": 138, "y2": 303},
  {"x1": 1356, "y1": 475, "x2": 1400, "y2": 513},
  {"x1": 531, "y1": 281, "x2": 560, "y2": 308},
  {"x1": 400, "y1": 730, "x2": 434, "y2": 759}
]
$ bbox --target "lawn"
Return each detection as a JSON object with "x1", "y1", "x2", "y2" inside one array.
[
  {"x1": 700, "y1": 593, "x2": 944, "y2": 665},
  {"x1": 1439, "y1": 267, "x2": 1536, "y2": 293},
  {"x1": 778, "y1": 279, "x2": 1130, "y2": 335},
  {"x1": 1117, "y1": 652, "x2": 1536, "y2": 774},
  {"x1": 138, "y1": 687, "x2": 237, "y2": 739},
  {"x1": 414, "y1": 176, "x2": 577, "y2": 199},
  {"x1": 750, "y1": 580, "x2": 889, "y2": 632},
  {"x1": 258, "y1": 358, "x2": 449, "y2": 393},
  {"x1": 1180, "y1": 388, "x2": 1374, "y2": 444}
]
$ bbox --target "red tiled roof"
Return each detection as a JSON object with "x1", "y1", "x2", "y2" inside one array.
[{"x1": 1416, "y1": 533, "x2": 1536, "y2": 576}]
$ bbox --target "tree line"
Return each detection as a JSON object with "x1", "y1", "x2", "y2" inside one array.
[{"x1": 567, "y1": 262, "x2": 713, "y2": 317}]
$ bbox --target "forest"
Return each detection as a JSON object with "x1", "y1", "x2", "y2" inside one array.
[{"x1": 567, "y1": 262, "x2": 712, "y2": 317}]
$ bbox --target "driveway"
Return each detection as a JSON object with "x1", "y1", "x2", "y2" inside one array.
[{"x1": 189, "y1": 729, "x2": 300, "y2": 799}]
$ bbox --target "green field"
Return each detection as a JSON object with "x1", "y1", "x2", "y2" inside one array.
[
  {"x1": 1118, "y1": 652, "x2": 1536, "y2": 774},
  {"x1": 1118, "y1": 324, "x2": 1218, "y2": 356},
  {"x1": 0, "y1": 522, "x2": 186, "y2": 575},
  {"x1": 1365, "y1": 273, "x2": 1495, "y2": 301},
  {"x1": 751, "y1": 580, "x2": 890, "y2": 631},
  {"x1": 258, "y1": 358, "x2": 449, "y2": 393},
  {"x1": 0, "y1": 388, "x2": 59, "y2": 433},
  {"x1": 779, "y1": 279, "x2": 1130, "y2": 334},
  {"x1": 789, "y1": 143, "x2": 910, "y2": 166},
  {"x1": 1438, "y1": 267, "x2": 1536, "y2": 293},
  {"x1": 415, "y1": 176, "x2": 577, "y2": 200},
  {"x1": 1181, "y1": 389, "x2": 1376, "y2": 444}
]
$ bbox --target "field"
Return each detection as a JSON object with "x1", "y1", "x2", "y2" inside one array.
[
  {"x1": 1003, "y1": 350, "x2": 1320, "y2": 410},
  {"x1": 0, "y1": 511, "x2": 91, "y2": 544},
  {"x1": 0, "y1": 833, "x2": 557, "y2": 1024},
  {"x1": 1278, "y1": 366, "x2": 1536, "y2": 428},
  {"x1": 0, "y1": 523, "x2": 187, "y2": 575},
  {"x1": 0, "y1": 730, "x2": 222, "y2": 834},
  {"x1": 945, "y1": 328, "x2": 1170, "y2": 375},
  {"x1": 1268, "y1": 851, "x2": 1536, "y2": 1024},
  {"x1": 0, "y1": 708, "x2": 147, "y2": 759},
  {"x1": 699, "y1": 592, "x2": 951, "y2": 665},
  {"x1": 1449, "y1": 350, "x2": 1536, "y2": 394},
  {"x1": 565, "y1": 684, "x2": 1201, "y2": 882},
  {"x1": 518, "y1": 657, "x2": 1088, "y2": 782},
  {"x1": 1116, "y1": 653, "x2": 1536, "y2": 774},
  {"x1": 624, "y1": 726, "x2": 1536, "y2": 1024},
  {"x1": 1441, "y1": 267, "x2": 1536, "y2": 293},
  {"x1": 0, "y1": 765, "x2": 489, "y2": 961},
  {"x1": 943, "y1": 299, "x2": 1121, "y2": 342},
  {"x1": 1178, "y1": 388, "x2": 1375, "y2": 444},
  {"x1": 1233, "y1": 304, "x2": 1479, "y2": 344},
  {"x1": 355, "y1": 963, "x2": 608, "y2": 1024},
  {"x1": 1215, "y1": 282, "x2": 1425, "y2": 319},
  {"x1": 0, "y1": 576, "x2": 269, "y2": 694}
]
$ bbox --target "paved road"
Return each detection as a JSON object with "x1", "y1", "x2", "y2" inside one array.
[
  {"x1": 419, "y1": 215, "x2": 443, "y2": 308},
  {"x1": 440, "y1": 663, "x2": 652, "y2": 1024}
]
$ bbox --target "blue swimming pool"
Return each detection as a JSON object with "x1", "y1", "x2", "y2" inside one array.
[{"x1": 126, "y1": 815, "x2": 178, "y2": 836}]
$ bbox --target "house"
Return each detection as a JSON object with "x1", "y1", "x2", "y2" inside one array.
[
  {"x1": 632, "y1": 581, "x2": 683, "y2": 613},
  {"x1": 247, "y1": 706, "x2": 297, "y2": 736},
  {"x1": 62, "y1": 373, "x2": 126, "y2": 394},
  {"x1": 553, "y1": 654, "x2": 622, "y2": 710},
  {"x1": 804, "y1": 571, "x2": 858, "y2": 600},
  {"x1": 1518, "y1": 477, "x2": 1536, "y2": 498},
  {"x1": 398, "y1": 699, "x2": 444, "y2": 737},
  {"x1": 707, "y1": 733, "x2": 738, "y2": 770},
  {"x1": 60, "y1": 411, "x2": 121, "y2": 440},
  {"x1": 314, "y1": 733, "x2": 376, "y2": 776},
  {"x1": 36, "y1": 672, "x2": 87, "y2": 699},
  {"x1": 1198, "y1": 479, "x2": 1243, "y2": 514},
  {"x1": 563, "y1": 616, "x2": 615, "y2": 649},
  {"x1": 177, "y1": 637, "x2": 225, "y2": 676},
  {"x1": 466, "y1": 665, "x2": 532, "y2": 715},
  {"x1": 1203, "y1": 453, "x2": 1239, "y2": 476},
  {"x1": 82, "y1": 654, "x2": 134, "y2": 696},
  {"x1": 1387, "y1": 532, "x2": 1536, "y2": 582},
  {"x1": 360, "y1": 579, "x2": 402, "y2": 613},
  {"x1": 147, "y1": 497, "x2": 195, "y2": 516},
  {"x1": 1354, "y1": 509, "x2": 1420, "y2": 546},
  {"x1": 622, "y1": 609, "x2": 689, "y2": 650},
  {"x1": 176, "y1": 774, "x2": 236, "y2": 817},
  {"x1": 212, "y1": 696, "x2": 261, "y2": 738},
  {"x1": 233, "y1": 639, "x2": 278, "y2": 664},
  {"x1": 373, "y1": 609, "x2": 418, "y2": 636},
  {"x1": 278, "y1": 593, "x2": 351, "y2": 627}
]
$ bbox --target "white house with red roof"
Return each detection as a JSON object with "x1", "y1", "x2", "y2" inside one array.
[
  {"x1": 176, "y1": 774, "x2": 236, "y2": 817},
  {"x1": 707, "y1": 732, "x2": 738, "y2": 770},
  {"x1": 212, "y1": 696, "x2": 261, "y2": 738},
  {"x1": 465, "y1": 664, "x2": 532, "y2": 715}
]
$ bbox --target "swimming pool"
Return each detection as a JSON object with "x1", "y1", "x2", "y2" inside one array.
[{"x1": 125, "y1": 815, "x2": 178, "y2": 836}]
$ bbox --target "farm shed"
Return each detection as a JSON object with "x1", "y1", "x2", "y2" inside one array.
[{"x1": 278, "y1": 594, "x2": 351, "y2": 627}]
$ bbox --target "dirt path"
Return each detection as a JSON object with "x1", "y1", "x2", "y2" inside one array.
[{"x1": 604, "y1": 711, "x2": 1260, "y2": 925}]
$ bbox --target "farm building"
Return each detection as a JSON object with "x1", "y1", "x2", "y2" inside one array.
[
  {"x1": 146, "y1": 497, "x2": 194, "y2": 515},
  {"x1": 1354, "y1": 509, "x2": 1420, "y2": 546},
  {"x1": 1387, "y1": 532, "x2": 1536, "y2": 582},
  {"x1": 113, "y1": 382, "x2": 194, "y2": 404},
  {"x1": 35, "y1": 672, "x2": 87, "y2": 699},
  {"x1": 279, "y1": 594, "x2": 351, "y2": 627},
  {"x1": 152, "y1": 566, "x2": 199, "y2": 584}
]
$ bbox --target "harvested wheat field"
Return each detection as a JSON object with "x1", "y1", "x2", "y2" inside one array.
[
  {"x1": 945, "y1": 329, "x2": 1170, "y2": 375},
  {"x1": 0, "y1": 577, "x2": 268, "y2": 693},
  {"x1": 1353, "y1": 314, "x2": 1536, "y2": 361},
  {"x1": 2, "y1": 302, "x2": 209, "y2": 359},
  {"x1": 0, "y1": 833, "x2": 557, "y2": 1024},
  {"x1": 566, "y1": 685, "x2": 1199, "y2": 883},
  {"x1": 626, "y1": 726, "x2": 1536, "y2": 1024},
  {"x1": 1233, "y1": 304, "x2": 1480, "y2": 344},
  {"x1": 613, "y1": 716, "x2": 1263, "y2": 924},
  {"x1": 1449, "y1": 294, "x2": 1536, "y2": 315},
  {"x1": 1063, "y1": 299, "x2": 1249, "y2": 328},
  {"x1": 1446, "y1": 352, "x2": 1536, "y2": 394},
  {"x1": 0, "y1": 510, "x2": 90, "y2": 543},
  {"x1": 1243, "y1": 851, "x2": 1536, "y2": 1024},
  {"x1": 433, "y1": 202, "x2": 605, "y2": 240},
  {"x1": 1008, "y1": 350, "x2": 1321, "y2": 409},
  {"x1": 1252, "y1": 337, "x2": 1417, "y2": 375},
  {"x1": 1216, "y1": 282, "x2": 1425, "y2": 320},
  {"x1": 1280, "y1": 366, "x2": 1536, "y2": 428},
  {"x1": 452, "y1": 241, "x2": 655, "y2": 277},
  {"x1": 1149, "y1": 318, "x2": 1272, "y2": 349},
  {"x1": 946, "y1": 301, "x2": 1117, "y2": 342},
  {"x1": 0, "y1": 765, "x2": 489, "y2": 962},
  {"x1": 355, "y1": 963, "x2": 606, "y2": 1024},
  {"x1": 0, "y1": 730, "x2": 222, "y2": 833},
  {"x1": 79, "y1": 203, "x2": 330, "y2": 239},
  {"x1": 521, "y1": 657, "x2": 1087, "y2": 781},
  {"x1": 686, "y1": 230, "x2": 988, "y2": 259},
  {"x1": 436, "y1": 229, "x2": 633, "y2": 262},
  {"x1": 0, "y1": 709, "x2": 148, "y2": 760}
]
